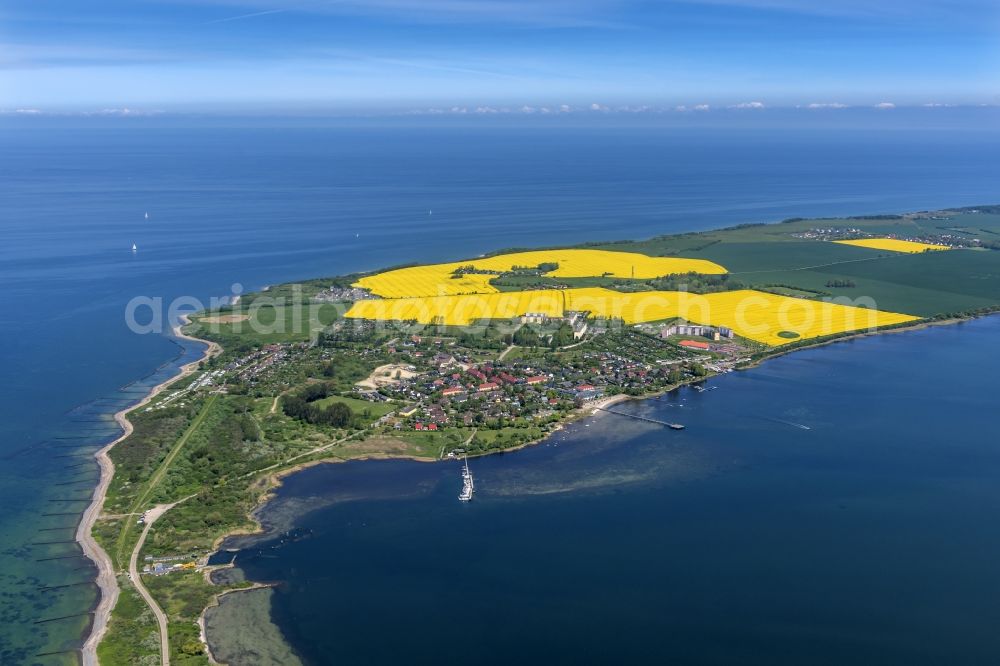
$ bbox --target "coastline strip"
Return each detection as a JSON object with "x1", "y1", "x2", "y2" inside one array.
[{"x1": 78, "y1": 317, "x2": 220, "y2": 666}]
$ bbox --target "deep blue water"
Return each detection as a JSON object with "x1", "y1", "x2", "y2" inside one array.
[
  {"x1": 1, "y1": 122, "x2": 999, "y2": 661},
  {"x1": 230, "y1": 316, "x2": 1000, "y2": 665}
]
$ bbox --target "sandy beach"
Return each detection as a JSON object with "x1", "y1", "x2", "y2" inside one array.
[{"x1": 78, "y1": 317, "x2": 220, "y2": 666}]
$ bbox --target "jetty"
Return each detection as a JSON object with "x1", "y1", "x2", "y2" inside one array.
[
  {"x1": 458, "y1": 456, "x2": 474, "y2": 502},
  {"x1": 596, "y1": 406, "x2": 685, "y2": 430}
]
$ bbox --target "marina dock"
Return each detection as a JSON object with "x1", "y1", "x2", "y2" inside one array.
[
  {"x1": 596, "y1": 406, "x2": 685, "y2": 430},
  {"x1": 458, "y1": 456, "x2": 474, "y2": 501}
]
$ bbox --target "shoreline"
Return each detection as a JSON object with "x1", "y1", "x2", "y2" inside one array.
[
  {"x1": 81, "y1": 293, "x2": 995, "y2": 663},
  {"x1": 198, "y1": 581, "x2": 277, "y2": 666},
  {"x1": 201, "y1": 311, "x2": 992, "y2": 554},
  {"x1": 78, "y1": 316, "x2": 221, "y2": 666},
  {"x1": 197, "y1": 311, "x2": 996, "y2": 568},
  {"x1": 194, "y1": 313, "x2": 994, "y2": 663}
]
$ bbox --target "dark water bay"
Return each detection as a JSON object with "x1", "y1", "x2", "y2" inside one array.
[
  {"x1": 221, "y1": 316, "x2": 1000, "y2": 665},
  {"x1": 2, "y1": 121, "x2": 999, "y2": 660}
]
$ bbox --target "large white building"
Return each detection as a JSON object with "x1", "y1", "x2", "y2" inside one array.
[{"x1": 658, "y1": 323, "x2": 733, "y2": 341}]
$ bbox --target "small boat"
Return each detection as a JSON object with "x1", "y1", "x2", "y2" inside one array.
[
  {"x1": 131, "y1": 243, "x2": 138, "y2": 252},
  {"x1": 428, "y1": 210, "x2": 433, "y2": 216},
  {"x1": 668, "y1": 423, "x2": 685, "y2": 430},
  {"x1": 144, "y1": 212, "x2": 149, "y2": 220}
]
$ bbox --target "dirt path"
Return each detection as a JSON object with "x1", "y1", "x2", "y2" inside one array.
[
  {"x1": 440, "y1": 428, "x2": 477, "y2": 459},
  {"x1": 730, "y1": 254, "x2": 885, "y2": 275},
  {"x1": 497, "y1": 345, "x2": 517, "y2": 361},
  {"x1": 238, "y1": 430, "x2": 365, "y2": 481}
]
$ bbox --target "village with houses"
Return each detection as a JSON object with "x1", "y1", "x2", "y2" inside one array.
[
  {"x1": 114, "y1": 307, "x2": 758, "y2": 581},
  {"x1": 165, "y1": 305, "x2": 759, "y2": 464}
]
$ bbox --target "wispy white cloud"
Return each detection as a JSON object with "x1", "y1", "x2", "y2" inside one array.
[
  {"x1": 0, "y1": 42, "x2": 177, "y2": 69},
  {"x1": 874, "y1": 101, "x2": 896, "y2": 109},
  {"x1": 668, "y1": 0, "x2": 998, "y2": 23},
  {"x1": 730, "y1": 101, "x2": 765, "y2": 109},
  {"x1": 805, "y1": 102, "x2": 849, "y2": 109},
  {"x1": 201, "y1": 8, "x2": 288, "y2": 25},
  {"x1": 193, "y1": 0, "x2": 634, "y2": 29},
  {"x1": 90, "y1": 107, "x2": 161, "y2": 116},
  {"x1": 318, "y1": 51, "x2": 526, "y2": 80},
  {"x1": 0, "y1": 107, "x2": 162, "y2": 116}
]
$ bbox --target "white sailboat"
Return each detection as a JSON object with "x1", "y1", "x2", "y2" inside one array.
[
  {"x1": 132, "y1": 243, "x2": 138, "y2": 252},
  {"x1": 144, "y1": 211, "x2": 149, "y2": 220}
]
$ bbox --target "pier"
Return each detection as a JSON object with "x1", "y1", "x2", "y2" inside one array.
[
  {"x1": 458, "y1": 456, "x2": 474, "y2": 501},
  {"x1": 596, "y1": 406, "x2": 685, "y2": 430}
]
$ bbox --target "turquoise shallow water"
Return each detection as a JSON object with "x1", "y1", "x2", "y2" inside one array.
[
  {"x1": 1, "y1": 122, "x2": 999, "y2": 661},
  {"x1": 227, "y1": 316, "x2": 1000, "y2": 665}
]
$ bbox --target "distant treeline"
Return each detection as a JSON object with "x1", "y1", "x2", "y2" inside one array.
[
  {"x1": 956, "y1": 204, "x2": 1000, "y2": 214},
  {"x1": 781, "y1": 214, "x2": 903, "y2": 223},
  {"x1": 650, "y1": 272, "x2": 744, "y2": 293}
]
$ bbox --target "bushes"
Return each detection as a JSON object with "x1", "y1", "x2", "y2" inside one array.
[{"x1": 282, "y1": 383, "x2": 356, "y2": 427}]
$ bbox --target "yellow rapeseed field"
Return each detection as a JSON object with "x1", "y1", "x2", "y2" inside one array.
[
  {"x1": 833, "y1": 238, "x2": 950, "y2": 253},
  {"x1": 345, "y1": 287, "x2": 919, "y2": 346},
  {"x1": 347, "y1": 291, "x2": 568, "y2": 326},
  {"x1": 353, "y1": 249, "x2": 726, "y2": 298}
]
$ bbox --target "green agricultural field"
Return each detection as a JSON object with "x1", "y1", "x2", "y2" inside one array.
[
  {"x1": 693, "y1": 240, "x2": 870, "y2": 272},
  {"x1": 831, "y1": 249, "x2": 1000, "y2": 301},
  {"x1": 585, "y1": 210, "x2": 1000, "y2": 318},
  {"x1": 735, "y1": 249, "x2": 1000, "y2": 316},
  {"x1": 187, "y1": 302, "x2": 342, "y2": 348}
]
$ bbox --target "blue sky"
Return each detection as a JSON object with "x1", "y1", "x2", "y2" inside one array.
[{"x1": 1, "y1": 0, "x2": 998, "y2": 113}]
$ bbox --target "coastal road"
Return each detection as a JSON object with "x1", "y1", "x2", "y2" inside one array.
[{"x1": 130, "y1": 503, "x2": 177, "y2": 666}]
